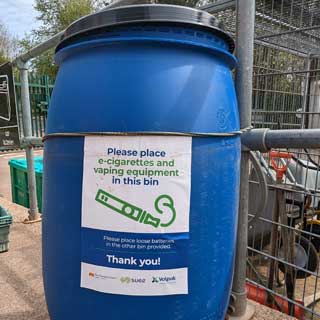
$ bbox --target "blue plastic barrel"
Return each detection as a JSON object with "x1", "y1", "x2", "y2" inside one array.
[{"x1": 43, "y1": 4, "x2": 240, "y2": 320}]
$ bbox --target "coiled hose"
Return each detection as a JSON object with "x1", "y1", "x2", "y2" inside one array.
[{"x1": 248, "y1": 151, "x2": 268, "y2": 224}]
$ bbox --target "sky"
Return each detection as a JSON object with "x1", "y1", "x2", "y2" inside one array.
[{"x1": 0, "y1": 0, "x2": 40, "y2": 39}]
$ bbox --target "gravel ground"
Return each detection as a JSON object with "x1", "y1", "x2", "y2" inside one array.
[
  {"x1": 0, "y1": 196, "x2": 296, "y2": 320},
  {"x1": 251, "y1": 301, "x2": 295, "y2": 319},
  {"x1": 0, "y1": 197, "x2": 48, "y2": 320}
]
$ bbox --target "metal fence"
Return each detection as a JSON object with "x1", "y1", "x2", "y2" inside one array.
[
  {"x1": 14, "y1": 74, "x2": 53, "y2": 139},
  {"x1": 213, "y1": 0, "x2": 320, "y2": 318}
]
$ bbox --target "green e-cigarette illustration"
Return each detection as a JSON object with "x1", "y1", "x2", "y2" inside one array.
[{"x1": 95, "y1": 189, "x2": 176, "y2": 228}]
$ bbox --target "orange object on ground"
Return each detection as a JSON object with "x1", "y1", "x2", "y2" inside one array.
[
  {"x1": 269, "y1": 150, "x2": 292, "y2": 181},
  {"x1": 246, "y1": 282, "x2": 304, "y2": 319}
]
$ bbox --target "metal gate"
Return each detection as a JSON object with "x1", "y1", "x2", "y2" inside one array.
[
  {"x1": 212, "y1": 0, "x2": 320, "y2": 318},
  {"x1": 14, "y1": 74, "x2": 53, "y2": 139}
]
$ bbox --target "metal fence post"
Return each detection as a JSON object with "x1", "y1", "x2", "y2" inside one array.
[
  {"x1": 301, "y1": 56, "x2": 311, "y2": 129},
  {"x1": 44, "y1": 74, "x2": 51, "y2": 104},
  {"x1": 230, "y1": 0, "x2": 256, "y2": 318},
  {"x1": 17, "y1": 60, "x2": 40, "y2": 222}
]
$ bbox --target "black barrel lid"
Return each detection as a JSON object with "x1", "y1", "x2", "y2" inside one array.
[{"x1": 58, "y1": 4, "x2": 234, "y2": 52}]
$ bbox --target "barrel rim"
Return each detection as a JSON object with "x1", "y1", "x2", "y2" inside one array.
[{"x1": 57, "y1": 4, "x2": 235, "y2": 53}]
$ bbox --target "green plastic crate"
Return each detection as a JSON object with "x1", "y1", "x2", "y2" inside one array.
[
  {"x1": 8, "y1": 157, "x2": 43, "y2": 212},
  {"x1": 0, "y1": 206, "x2": 13, "y2": 252}
]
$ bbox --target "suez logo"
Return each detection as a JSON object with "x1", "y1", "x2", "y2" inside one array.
[{"x1": 120, "y1": 277, "x2": 146, "y2": 284}]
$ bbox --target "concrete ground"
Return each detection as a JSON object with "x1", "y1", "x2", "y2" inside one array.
[{"x1": 0, "y1": 150, "x2": 295, "y2": 320}]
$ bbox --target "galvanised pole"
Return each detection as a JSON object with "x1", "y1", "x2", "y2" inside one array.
[
  {"x1": 231, "y1": 0, "x2": 256, "y2": 317},
  {"x1": 17, "y1": 60, "x2": 40, "y2": 221},
  {"x1": 242, "y1": 128, "x2": 320, "y2": 151}
]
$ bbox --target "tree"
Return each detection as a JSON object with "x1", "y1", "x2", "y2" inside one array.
[
  {"x1": 21, "y1": 0, "x2": 209, "y2": 76},
  {"x1": 0, "y1": 21, "x2": 18, "y2": 65},
  {"x1": 20, "y1": 0, "x2": 103, "y2": 76},
  {"x1": 33, "y1": 0, "x2": 97, "y2": 38}
]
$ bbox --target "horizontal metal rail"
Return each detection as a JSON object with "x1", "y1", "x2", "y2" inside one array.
[
  {"x1": 12, "y1": 32, "x2": 64, "y2": 65},
  {"x1": 248, "y1": 247, "x2": 320, "y2": 277},
  {"x1": 199, "y1": 0, "x2": 235, "y2": 13},
  {"x1": 253, "y1": 88, "x2": 304, "y2": 95},
  {"x1": 248, "y1": 213, "x2": 320, "y2": 239},
  {"x1": 253, "y1": 111, "x2": 320, "y2": 115},
  {"x1": 255, "y1": 39, "x2": 309, "y2": 58},
  {"x1": 252, "y1": 122, "x2": 301, "y2": 128},
  {"x1": 256, "y1": 25, "x2": 320, "y2": 40},
  {"x1": 254, "y1": 68, "x2": 320, "y2": 77},
  {"x1": 242, "y1": 128, "x2": 320, "y2": 152},
  {"x1": 253, "y1": 64, "x2": 307, "y2": 75}
]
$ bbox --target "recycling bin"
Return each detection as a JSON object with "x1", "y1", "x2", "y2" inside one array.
[{"x1": 43, "y1": 4, "x2": 240, "y2": 320}]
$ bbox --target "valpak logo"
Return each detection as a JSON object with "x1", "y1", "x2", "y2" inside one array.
[{"x1": 152, "y1": 276, "x2": 176, "y2": 284}]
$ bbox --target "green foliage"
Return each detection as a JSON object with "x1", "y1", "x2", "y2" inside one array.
[
  {"x1": 0, "y1": 53, "x2": 7, "y2": 66},
  {"x1": 34, "y1": 0, "x2": 95, "y2": 37},
  {"x1": 20, "y1": 0, "x2": 206, "y2": 75},
  {"x1": 0, "y1": 23, "x2": 9, "y2": 64},
  {"x1": 0, "y1": 21, "x2": 18, "y2": 65},
  {"x1": 20, "y1": 0, "x2": 102, "y2": 76}
]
